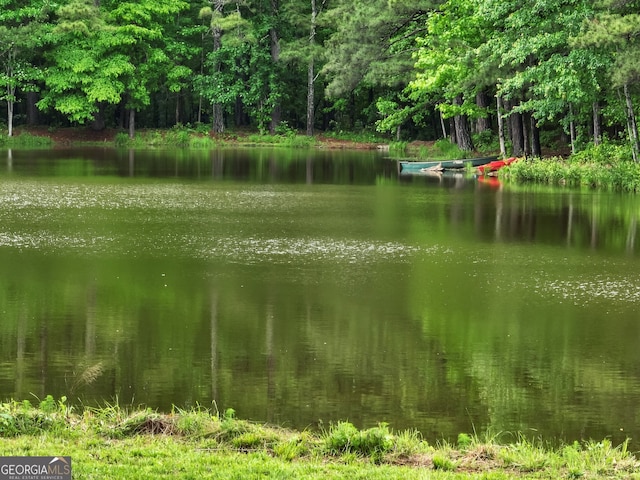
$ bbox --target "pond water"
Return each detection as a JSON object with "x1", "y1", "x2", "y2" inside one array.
[{"x1": 1, "y1": 147, "x2": 640, "y2": 447}]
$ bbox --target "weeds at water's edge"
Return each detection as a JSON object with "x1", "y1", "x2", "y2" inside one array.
[
  {"x1": 0, "y1": 132, "x2": 54, "y2": 148},
  {"x1": 0, "y1": 397, "x2": 639, "y2": 477}
]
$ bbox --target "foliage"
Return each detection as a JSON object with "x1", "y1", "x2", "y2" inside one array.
[
  {"x1": 245, "y1": 132, "x2": 317, "y2": 148},
  {"x1": 570, "y1": 141, "x2": 632, "y2": 165},
  {"x1": 323, "y1": 130, "x2": 388, "y2": 144},
  {"x1": 1, "y1": 0, "x2": 639, "y2": 178},
  {"x1": 111, "y1": 126, "x2": 224, "y2": 149},
  {"x1": 473, "y1": 130, "x2": 501, "y2": 153},
  {"x1": 501, "y1": 149, "x2": 640, "y2": 192},
  {"x1": 457, "y1": 432, "x2": 473, "y2": 449},
  {"x1": 323, "y1": 1, "x2": 433, "y2": 97},
  {"x1": 407, "y1": 138, "x2": 467, "y2": 160},
  {"x1": 323, "y1": 421, "x2": 394, "y2": 462},
  {"x1": 498, "y1": 436, "x2": 549, "y2": 472},
  {"x1": 0, "y1": 131, "x2": 53, "y2": 147},
  {"x1": 575, "y1": 2, "x2": 640, "y2": 89},
  {"x1": 388, "y1": 141, "x2": 408, "y2": 153},
  {"x1": 0, "y1": 396, "x2": 67, "y2": 437},
  {"x1": 432, "y1": 453, "x2": 457, "y2": 471},
  {"x1": 39, "y1": 0, "x2": 130, "y2": 123},
  {"x1": 38, "y1": 0, "x2": 189, "y2": 132},
  {"x1": 0, "y1": 1, "x2": 51, "y2": 136},
  {"x1": 164, "y1": 125, "x2": 191, "y2": 147},
  {"x1": 114, "y1": 131, "x2": 130, "y2": 147}
]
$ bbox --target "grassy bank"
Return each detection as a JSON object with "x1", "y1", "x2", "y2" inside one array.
[
  {"x1": 499, "y1": 143, "x2": 640, "y2": 192},
  {"x1": 0, "y1": 126, "x2": 388, "y2": 150},
  {"x1": 0, "y1": 397, "x2": 638, "y2": 479}
]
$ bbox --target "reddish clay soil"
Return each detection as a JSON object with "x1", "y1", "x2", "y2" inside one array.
[
  {"x1": 16, "y1": 126, "x2": 120, "y2": 146},
  {"x1": 314, "y1": 134, "x2": 386, "y2": 150}
]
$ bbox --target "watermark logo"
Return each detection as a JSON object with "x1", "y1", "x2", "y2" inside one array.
[{"x1": 0, "y1": 457, "x2": 71, "y2": 480}]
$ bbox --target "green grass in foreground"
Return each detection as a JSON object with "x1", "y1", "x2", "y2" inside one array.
[{"x1": 0, "y1": 397, "x2": 639, "y2": 479}]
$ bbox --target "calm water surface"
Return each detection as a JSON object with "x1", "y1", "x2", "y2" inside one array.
[{"x1": 1, "y1": 147, "x2": 639, "y2": 447}]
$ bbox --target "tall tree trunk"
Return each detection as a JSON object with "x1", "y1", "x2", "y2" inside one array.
[
  {"x1": 592, "y1": 101, "x2": 601, "y2": 146},
  {"x1": 507, "y1": 101, "x2": 524, "y2": 157},
  {"x1": 269, "y1": 1, "x2": 281, "y2": 135},
  {"x1": 128, "y1": 108, "x2": 135, "y2": 139},
  {"x1": 623, "y1": 83, "x2": 639, "y2": 162},
  {"x1": 439, "y1": 110, "x2": 447, "y2": 139},
  {"x1": 451, "y1": 100, "x2": 472, "y2": 150},
  {"x1": 91, "y1": 103, "x2": 106, "y2": 131},
  {"x1": 569, "y1": 104, "x2": 576, "y2": 155},
  {"x1": 7, "y1": 89, "x2": 14, "y2": 137},
  {"x1": 531, "y1": 115, "x2": 541, "y2": 157},
  {"x1": 235, "y1": 95, "x2": 244, "y2": 127},
  {"x1": 454, "y1": 115, "x2": 474, "y2": 151},
  {"x1": 306, "y1": 0, "x2": 318, "y2": 137},
  {"x1": 26, "y1": 91, "x2": 39, "y2": 126},
  {"x1": 197, "y1": 26, "x2": 206, "y2": 124},
  {"x1": 117, "y1": 103, "x2": 124, "y2": 129},
  {"x1": 523, "y1": 112, "x2": 530, "y2": 157},
  {"x1": 5, "y1": 51, "x2": 14, "y2": 137},
  {"x1": 449, "y1": 118, "x2": 457, "y2": 145},
  {"x1": 212, "y1": 103, "x2": 224, "y2": 133},
  {"x1": 211, "y1": 0, "x2": 225, "y2": 133},
  {"x1": 307, "y1": 59, "x2": 315, "y2": 136},
  {"x1": 476, "y1": 91, "x2": 491, "y2": 132},
  {"x1": 453, "y1": 95, "x2": 474, "y2": 151},
  {"x1": 496, "y1": 95, "x2": 506, "y2": 157}
]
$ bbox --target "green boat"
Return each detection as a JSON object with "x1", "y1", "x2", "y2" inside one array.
[{"x1": 398, "y1": 156, "x2": 497, "y2": 173}]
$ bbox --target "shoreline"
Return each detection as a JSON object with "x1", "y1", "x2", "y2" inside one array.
[
  {"x1": 4, "y1": 127, "x2": 640, "y2": 192},
  {"x1": 2, "y1": 126, "x2": 391, "y2": 151},
  {"x1": 0, "y1": 398, "x2": 637, "y2": 479}
]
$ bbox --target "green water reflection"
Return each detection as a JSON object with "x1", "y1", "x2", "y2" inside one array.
[{"x1": 1, "y1": 148, "x2": 639, "y2": 447}]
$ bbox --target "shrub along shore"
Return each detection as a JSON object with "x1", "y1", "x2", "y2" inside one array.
[
  {"x1": 0, "y1": 397, "x2": 638, "y2": 479},
  {"x1": 498, "y1": 143, "x2": 640, "y2": 193}
]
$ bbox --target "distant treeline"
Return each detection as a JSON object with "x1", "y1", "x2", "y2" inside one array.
[{"x1": 0, "y1": 0, "x2": 638, "y2": 159}]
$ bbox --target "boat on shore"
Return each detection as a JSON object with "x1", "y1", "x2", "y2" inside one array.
[
  {"x1": 398, "y1": 156, "x2": 497, "y2": 173},
  {"x1": 476, "y1": 157, "x2": 518, "y2": 175}
]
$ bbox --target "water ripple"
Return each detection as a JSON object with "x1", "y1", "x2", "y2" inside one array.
[
  {"x1": 197, "y1": 237, "x2": 422, "y2": 264},
  {"x1": 537, "y1": 277, "x2": 640, "y2": 304},
  {"x1": 0, "y1": 232, "x2": 114, "y2": 250}
]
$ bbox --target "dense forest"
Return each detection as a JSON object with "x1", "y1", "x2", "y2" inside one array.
[{"x1": 0, "y1": 0, "x2": 638, "y2": 159}]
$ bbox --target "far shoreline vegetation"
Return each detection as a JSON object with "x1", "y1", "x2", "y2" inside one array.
[
  {"x1": 0, "y1": 395, "x2": 638, "y2": 479},
  {"x1": 1, "y1": 0, "x2": 638, "y2": 190},
  {"x1": 3, "y1": 125, "x2": 640, "y2": 193}
]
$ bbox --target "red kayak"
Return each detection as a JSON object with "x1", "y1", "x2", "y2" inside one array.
[{"x1": 476, "y1": 157, "x2": 517, "y2": 174}]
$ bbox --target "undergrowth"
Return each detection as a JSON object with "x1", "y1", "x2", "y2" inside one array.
[
  {"x1": 501, "y1": 155, "x2": 640, "y2": 192},
  {"x1": 411, "y1": 138, "x2": 468, "y2": 160},
  {"x1": 322, "y1": 130, "x2": 389, "y2": 144},
  {"x1": 0, "y1": 132, "x2": 54, "y2": 148}
]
